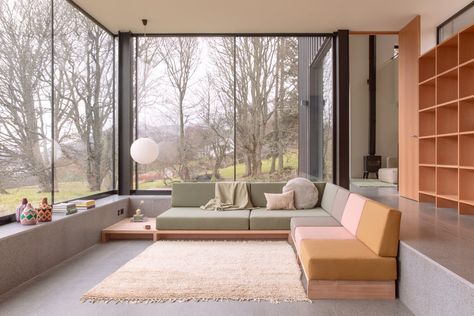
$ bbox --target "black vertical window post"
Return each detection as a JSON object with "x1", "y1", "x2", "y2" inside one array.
[
  {"x1": 118, "y1": 32, "x2": 134, "y2": 195},
  {"x1": 335, "y1": 30, "x2": 350, "y2": 189}
]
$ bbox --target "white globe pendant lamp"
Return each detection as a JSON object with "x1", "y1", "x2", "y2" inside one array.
[{"x1": 130, "y1": 137, "x2": 159, "y2": 164}]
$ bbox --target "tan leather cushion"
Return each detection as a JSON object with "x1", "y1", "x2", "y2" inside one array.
[
  {"x1": 356, "y1": 200, "x2": 401, "y2": 257},
  {"x1": 300, "y1": 239, "x2": 397, "y2": 281}
]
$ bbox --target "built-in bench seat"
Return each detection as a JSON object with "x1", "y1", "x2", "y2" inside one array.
[
  {"x1": 293, "y1": 198, "x2": 401, "y2": 299},
  {"x1": 156, "y1": 207, "x2": 250, "y2": 230},
  {"x1": 156, "y1": 182, "x2": 330, "y2": 231}
]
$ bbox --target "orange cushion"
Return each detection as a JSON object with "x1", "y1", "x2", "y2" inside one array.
[
  {"x1": 299, "y1": 239, "x2": 397, "y2": 281},
  {"x1": 356, "y1": 200, "x2": 401, "y2": 257}
]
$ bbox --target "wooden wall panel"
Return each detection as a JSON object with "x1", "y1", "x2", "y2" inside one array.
[{"x1": 398, "y1": 16, "x2": 420, "y2": 200}]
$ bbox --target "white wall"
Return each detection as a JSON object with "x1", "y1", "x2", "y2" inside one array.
[
  {"x1": 349, "y1": 36, "x2": 369, "y2": 178},
  {"x1": 349, "y1": 35, "x2": 399, "y2": 179},
  {"x1": 376, "y1": 35, "x2": 399, "y2": 169}
]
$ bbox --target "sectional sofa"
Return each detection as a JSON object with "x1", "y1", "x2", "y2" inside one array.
[
  {"x1": 156, "y1": 181, "x2": 402, "y2": 300},
  {"x1": 156, "y1": 182, "x2": 328, "y2": 232}
]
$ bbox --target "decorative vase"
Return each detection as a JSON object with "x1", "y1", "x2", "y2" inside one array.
[
  {"x1": 20, "y1": 203, "x2": 37, "y2": 225},
  {"x1": 36, "y1": 197, "x2": 52, "y2": 222},
  {"x1": 15, "y1": 197, "x2": 28, "y2": 222}
]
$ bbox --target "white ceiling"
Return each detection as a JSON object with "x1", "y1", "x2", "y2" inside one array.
[{"x1": 73, "y1": 0, "x2": 471, "y2": 35}]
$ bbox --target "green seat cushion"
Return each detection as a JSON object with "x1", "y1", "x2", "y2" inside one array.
[
  {"x1": 156, "y1": 207, "x2": 250, "y2": 230},
  {"x1": 250, "y1": 182, "x2": 326, "y2": 208},
  {"x1": 332, "y1": 187, "x2": 350, "y2": 222},
  {"x1": 171, "y1": 183, "x2": 215, "y2": 207},
  {"x1": 320, "y1": 183, "x2": 339, "y2": 213},
  {"x1": 290, "y1": 216, "x2": 341, "y2": 239},
  {"x1": 249, "y1": 208, "x2": 330, "y2": 230}
]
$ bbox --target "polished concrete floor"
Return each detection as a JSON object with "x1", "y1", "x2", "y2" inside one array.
[
  {"x1": 0, "y1": 240, "x2": 413, "y2": 316},
  {"x1": 351, "y1": 185, "x2": 474, "y2": 283}
]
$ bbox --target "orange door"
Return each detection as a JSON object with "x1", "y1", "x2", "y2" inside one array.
[{"x1": 398, "y1": 16, "x2": 420, "y2": 201}]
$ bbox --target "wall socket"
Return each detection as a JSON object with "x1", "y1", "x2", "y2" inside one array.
[{"x1": 117, "y1": 208, "x2": 124, "y2": 216}]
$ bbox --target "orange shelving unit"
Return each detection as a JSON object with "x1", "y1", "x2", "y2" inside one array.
[{"x1": 418, "y1": 24, "x2": 474, "y2": 214}]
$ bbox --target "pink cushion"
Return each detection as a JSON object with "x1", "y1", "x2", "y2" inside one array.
[
  {"x1": 294, "y1": 227, "x2": 355, "y2": 253},
  {"x1": 340, "y1": 193, "x2": 367, "y2": 235}
]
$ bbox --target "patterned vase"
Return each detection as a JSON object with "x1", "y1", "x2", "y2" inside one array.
[
  {"x1": 20, "y1": 203, "x2": 37, "y2": 225},
  {"x1": 36, "y1": 197, "x2": 52, "y2": 222},
  {"x1": 15, "y1": 198, "x2": 28, "y2": 222}
]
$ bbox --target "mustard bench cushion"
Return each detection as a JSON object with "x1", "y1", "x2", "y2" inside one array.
[
  {"x1": 249, "y1": 208, "x2": 329, "y2": 230},
  {"x1": 299, "y1": 239, "x2": 397, "y2": 281},
  {"x1": 294, "y1": 227, "x2": 354, "y2": 253},
  {"x1": 356, "y1": 200, "x2": 401, "y2": 257},
  {"x1": 156, "y1": 207, "x2": 250, "y2": 230}
]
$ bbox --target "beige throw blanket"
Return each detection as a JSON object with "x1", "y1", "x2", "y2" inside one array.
[{"x1": 201, "y1": 182, "x2": 253, "y2": 211}]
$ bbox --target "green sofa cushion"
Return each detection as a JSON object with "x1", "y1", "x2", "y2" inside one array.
[
  {"x1": 320, "y1": 183, "x2": 339, "y2": 214},
  {"x1": 156, "y1": 207, "x2": 250, "y2": 230},
  {"x1": 332, "y1": 187, "x2": 350, "y2": 222},
  {"x1": 249, "y1": 208, "x2": 330, "y2": 230},
  {"x1": 171, "y1": 183, "x2": 215, "y2": 207},
  {"x1": 250, "y1": 182, "x2": 326, "y2": 208}
]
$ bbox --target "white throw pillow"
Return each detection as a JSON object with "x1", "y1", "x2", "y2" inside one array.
[
  {"x1": 264, "y1": 190, "x2": 296, "y2": 210},
  {"x1": 283, "y1": 178, "x2": 318, "y2": 209}
]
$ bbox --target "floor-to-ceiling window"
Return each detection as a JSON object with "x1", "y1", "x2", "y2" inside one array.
[
  {"x1": 53, "y1": 0, "x2": 115, "y2": 201},
  {"x1": 0, "y1": 0, "x2": 116, "y2": 219},
  {"x1": 135, "y1": 36, "x2": 302, "y2": 190}
]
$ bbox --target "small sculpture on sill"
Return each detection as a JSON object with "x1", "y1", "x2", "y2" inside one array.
[
  {"x1": 37, "y1": 197, "x2": 52, "y2": 222},
  {"x1": 15, "y1": 197, "x2": 28, "y2": 222},
  {"x1": 20, "y1": 203, "x2": 38, "y2": 225},
  {"x1": 132, "y1": 201, "x2": 145, "y2": 222}
]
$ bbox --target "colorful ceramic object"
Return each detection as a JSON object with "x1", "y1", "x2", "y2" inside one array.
[
  {"x1": 37, "y1": 197, "x2": 52, "y2": 222},
  {"x1": 15, "y1": 197, "x2": 28, "y2": 222},
  {"x1": 20, "y1": 203, "x2": 37, "y2": 225}
]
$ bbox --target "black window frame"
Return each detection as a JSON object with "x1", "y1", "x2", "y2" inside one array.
[
  {"x1": 131, "y1": 33, "x2": 333, "y2": 195},
  {"x1": 437, "y1": 1, "x2": 474, "y2": 44},
  {"x1": 0, "y1": 0, "x2": 118, "y2": 226}
]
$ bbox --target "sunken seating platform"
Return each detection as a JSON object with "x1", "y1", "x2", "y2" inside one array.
[{"x1": 156, "y1": 181, "x2": 402, "y2": 299}]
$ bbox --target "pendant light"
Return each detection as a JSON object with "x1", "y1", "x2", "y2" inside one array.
[{"x1": 130, "y1": 18, "x2": 159, "y2": 165}]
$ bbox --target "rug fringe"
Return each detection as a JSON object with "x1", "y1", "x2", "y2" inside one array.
[{"x1": 80, "y1": 295, "x2": 312, "y2": 304}]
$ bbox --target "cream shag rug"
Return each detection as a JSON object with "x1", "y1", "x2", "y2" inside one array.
[{"x1": 82, "y1": 240, "x2": 309, "y2": 304}]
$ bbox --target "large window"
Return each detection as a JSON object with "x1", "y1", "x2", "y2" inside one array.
[
  {"x1": 53, "y1": 0, "x2": 115, "y2": 201},
  {"x1": 0, "y1": 0, "x2": 116, "y2": 218},
  {"x1": 135, "y1": 36, "x2": 301, "y2": 189}
]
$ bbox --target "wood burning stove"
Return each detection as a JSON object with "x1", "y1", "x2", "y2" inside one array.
[{"x1": 363, "y1": 155, "x2": 381, "y2": 179}]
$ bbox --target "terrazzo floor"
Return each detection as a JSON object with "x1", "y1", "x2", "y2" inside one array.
[{"x1": 0, "y1": 239, "x2": 413, "y2": 316}]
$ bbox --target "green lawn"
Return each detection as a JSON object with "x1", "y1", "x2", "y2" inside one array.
[
  {"x1": 0, "y1": 152, "x2": 299, "y2": 217},
  {"x1": 140, "y1": 152, "x2": 298, "y2": 189}
]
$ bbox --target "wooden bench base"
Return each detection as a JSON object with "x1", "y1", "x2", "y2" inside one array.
[
  {"x1": 101, "y1": 218, "x2": 290, "y2": 242},
  {"x1": 307, "y1": 280, "x2": 395, "y2": 300},
  {"x1": 300, "y1": 263, "x2": 396, "y2": 300},
  {"x1": 156, "y1": 230, "x2": 289, "y2": 240}
]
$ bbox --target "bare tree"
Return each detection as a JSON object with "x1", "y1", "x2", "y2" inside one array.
[
  {"x1": 157, "y1": 37, "x2": 200, "y2": 181},
  {"x1": 54, "y1": 1, "x2": 114, "y2": 191},
  {"x1": 0, "y1": 0, "x2": 53, "y2": 192},
  {"x1": 197, "y1": 74, "x2": 233, "y2": 180}
]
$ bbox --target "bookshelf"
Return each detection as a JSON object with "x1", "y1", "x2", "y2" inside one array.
[{"x1": 418, "y1": 24, "x2": 474, "y2": 215}]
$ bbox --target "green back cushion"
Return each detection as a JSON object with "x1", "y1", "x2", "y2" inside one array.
[
  {"x1": 320, "y1": 183, "x2": 339, "y2": 213},
  {"x1": 171, "y1": 183, "x2": 215, "y2": 207},
  {"x1": 250, "y1": 182, "x2": 326, "y2": 208}
]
